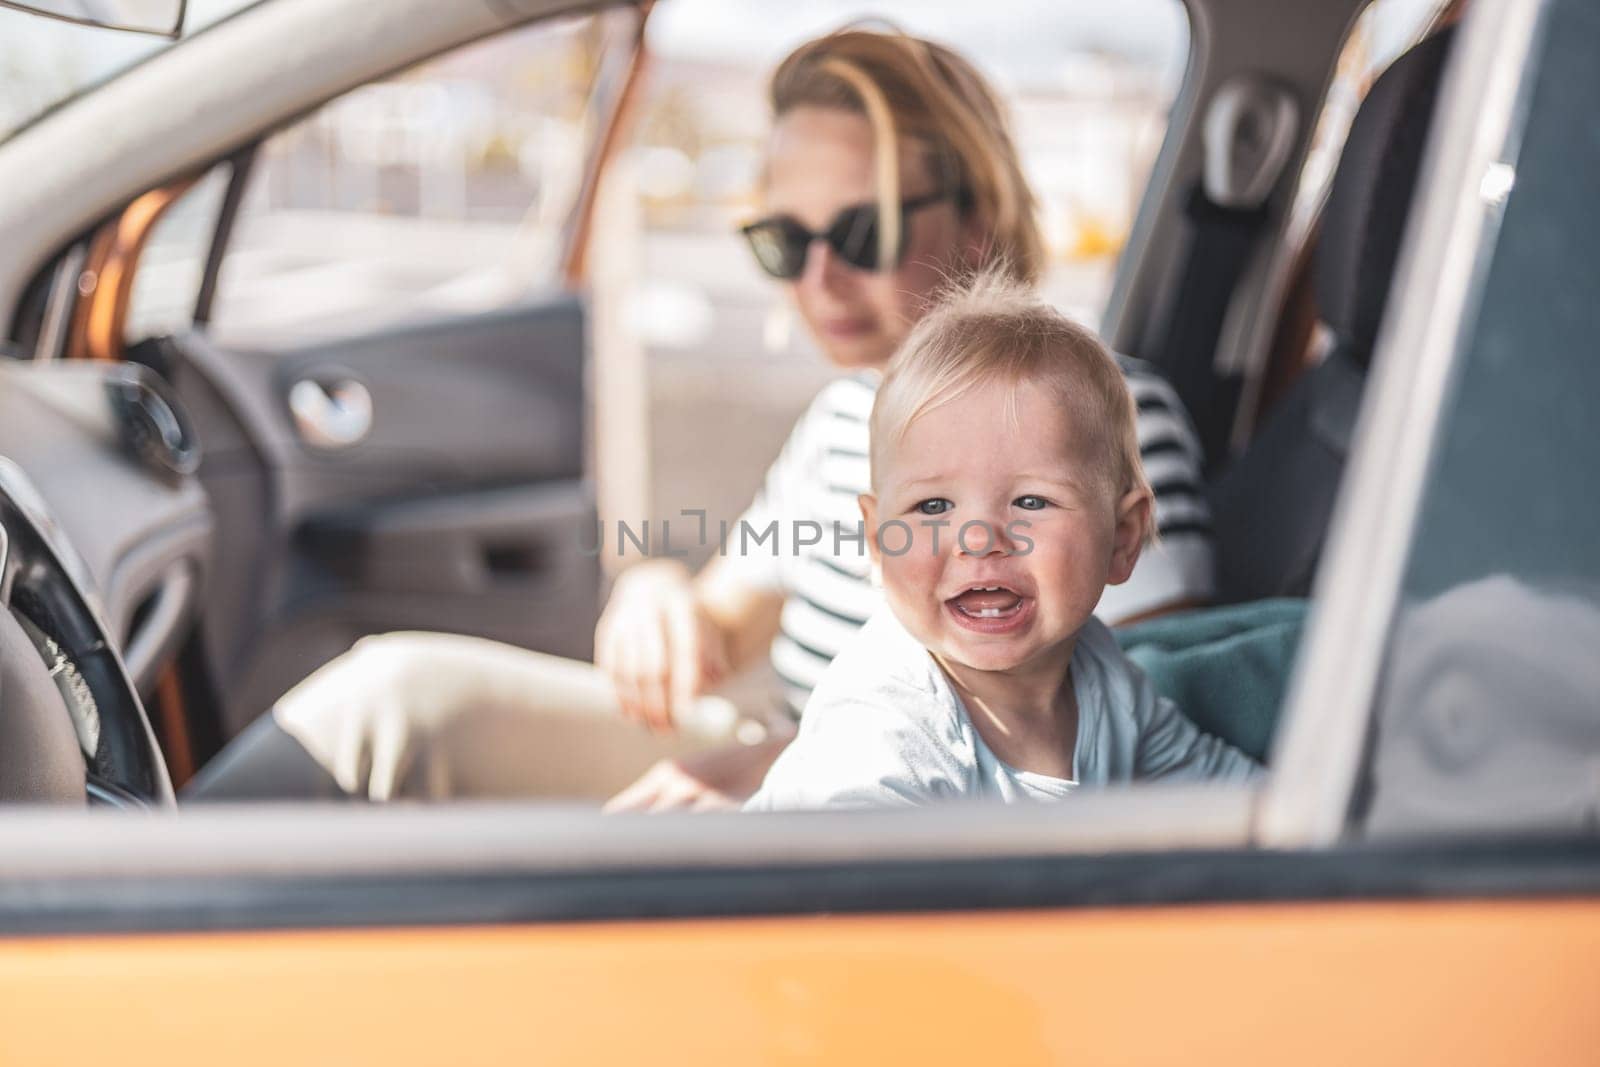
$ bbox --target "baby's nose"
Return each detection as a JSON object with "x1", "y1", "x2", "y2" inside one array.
[{"x1": 951, "y1": 517, "x2": 1015, "y2": 557}]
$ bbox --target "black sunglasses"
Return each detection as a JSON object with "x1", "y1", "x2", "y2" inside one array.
[{"x1": 740, "y1": 191, "x2": 954, "y2": 280}]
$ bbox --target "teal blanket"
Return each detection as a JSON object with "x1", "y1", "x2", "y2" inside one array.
[{"x1": 1114, "y1": 599, "x2": 1308, "y2": 763}]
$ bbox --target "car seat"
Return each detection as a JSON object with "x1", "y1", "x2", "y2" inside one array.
[
  {"x1": 1116, "y1": 598, "x2": 1307, "y2": 763},
  {"x1": 1209, "y1": 27, "x2": 1457, "y2": 602}
]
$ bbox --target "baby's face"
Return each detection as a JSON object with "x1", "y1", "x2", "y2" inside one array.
[{"x1": 863, "y1": 378, "x2": 1145, "y2": 674}]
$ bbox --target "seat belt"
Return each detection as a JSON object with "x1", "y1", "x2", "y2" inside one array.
[{"x1": 1146, "y1": 76, "x2": 1299, "y2": 475}]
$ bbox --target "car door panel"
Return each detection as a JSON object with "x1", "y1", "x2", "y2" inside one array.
[
  {"x1": 165, "y1": 296, "x2": 596, "y2": 735},
  {"x1": 1, "y1": 844, "x2": 1597, "y2": 1065},
  {"x1": 270, "y1": 301, "x2": 586, "y2": 491}
]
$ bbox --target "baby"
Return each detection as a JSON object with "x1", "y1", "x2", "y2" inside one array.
[{"x1": 747, "y1": 275, "x2": 1259, "y2": 809}]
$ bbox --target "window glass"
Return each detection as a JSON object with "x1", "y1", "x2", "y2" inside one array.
[
  {"x1": 124, "y1": 164, "x2": 231, "y2": 344},
  {"x1": 204, "y1": 9, "x2": 628, "y2": 349},
  {"x1": 1362, "y1": 0, "x2": 1600, "y2": 838}
]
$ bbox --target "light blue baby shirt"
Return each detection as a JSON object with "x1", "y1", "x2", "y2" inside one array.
[{"x1": 746, "y1": 608, "x2": 1261, "y2": 810}]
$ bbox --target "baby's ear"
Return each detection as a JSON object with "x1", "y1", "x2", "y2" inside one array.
[
  {"x1": 1106, "y1": 488, "x2": 1151, "y2": 586},
  {"x1": 858, "y1": 494, "x2": 882, "y2": 567},
  {"x1": 857, "y1": 492, "x2": 883, "y2": 585}
]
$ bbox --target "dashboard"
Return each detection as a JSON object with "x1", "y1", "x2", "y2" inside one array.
[{"x1": 0, "y1": 360, "x2": 208, "y2": 806}]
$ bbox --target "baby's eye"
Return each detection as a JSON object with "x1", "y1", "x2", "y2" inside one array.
[
  {"x1": 1013, "y1": 495, "x2": 1050, "y2": 511},
  {"x1": 915, "y1": 498, "x2": 954, "y2": 516}
]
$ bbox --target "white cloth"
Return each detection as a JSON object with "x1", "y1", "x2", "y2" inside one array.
[
  {"x1": 721, "y1": 360, "x2": 1216, "y2": 718},
  {"x1": 746, "y1": 609, "x2": 1260, "y2": 810}
]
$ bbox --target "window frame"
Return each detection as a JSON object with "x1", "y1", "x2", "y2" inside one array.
[
  {"x1": 193, "y1": 145, "x2": 258, "y2": 329},
  {"x1": 0, "y1": 0, "x2": 1567, "y2": 932},
  {"x1": 0, "y1": 0, "x2": 1302, "y2": 901}
]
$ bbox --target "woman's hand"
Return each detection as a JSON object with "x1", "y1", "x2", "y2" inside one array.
[
  {"x1": 593, "y1": 560, "x2": 733, "y2": 733},
  {"x1": 603, "y1": 734, "x2": 794, "y2": 813}
]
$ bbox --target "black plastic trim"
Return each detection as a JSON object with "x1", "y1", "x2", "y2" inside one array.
[
  {"x1": 193, "y1": 145, "x2": 258, "y2": 327},
  {"x1": 1, "y1": 837, "x2": 1597, "y2": 937}
]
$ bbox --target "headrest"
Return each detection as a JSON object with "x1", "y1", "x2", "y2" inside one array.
[{"x1": 1316, "y1": 27, "x2": 1455, "y2": 367}]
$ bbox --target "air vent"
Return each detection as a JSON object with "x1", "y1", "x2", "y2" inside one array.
[{"x1": 106, "y1": 366, "x2": 200, "y2": 479}]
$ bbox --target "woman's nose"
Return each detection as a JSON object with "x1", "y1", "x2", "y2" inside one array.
[{"x1": 797, "y1": 237, "x2": 850, "y2": 294}]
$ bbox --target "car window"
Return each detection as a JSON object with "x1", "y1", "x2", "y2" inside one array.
[
  {"x1": 1361, "y1": 0, "x2": 1600, "y2": 838},
  {"x1": 123, "y1": 164, "x2": 232, "y2": 344},
  {"x1": 184, "y1": 8, "x2": 630, "y2": 349},
  {"x1": 95, "y1": 0, "x2": 1288, "y2": 829}
]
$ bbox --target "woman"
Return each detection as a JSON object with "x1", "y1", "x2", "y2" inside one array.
[{"x1": 190, "y1": 28, "x2": 1214, "y2": 809}]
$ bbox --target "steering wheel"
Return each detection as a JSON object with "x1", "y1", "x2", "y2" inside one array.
[{"x1": 0, "y1": 460, "x2": 174, "y2": 807}]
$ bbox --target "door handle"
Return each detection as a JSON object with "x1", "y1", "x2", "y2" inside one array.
[{"x1": 288, "y1": 377, "x2": 373, "y2": 450}]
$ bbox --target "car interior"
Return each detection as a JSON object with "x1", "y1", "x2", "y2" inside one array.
[{"x1": 0, "y1": 0, "x2": 1463, "y2": 809}]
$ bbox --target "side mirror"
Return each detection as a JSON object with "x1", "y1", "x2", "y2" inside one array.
[{"x1": 0, "y1": 0, "x2": 184, "y2": 37}]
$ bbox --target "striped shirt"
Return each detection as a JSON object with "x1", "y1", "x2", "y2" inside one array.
[{"x1": 723, "y1": 360, "x2": 1214, "y2": 719}]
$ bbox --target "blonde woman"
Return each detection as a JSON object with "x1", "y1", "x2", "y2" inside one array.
[{"x1": 192, "y1": 29, "x2": 1214, "y2": 808}]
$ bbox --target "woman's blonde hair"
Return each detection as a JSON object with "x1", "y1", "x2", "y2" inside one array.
[
  {"x1": 769, "y1": 28, "x2": 1045, "y2": 286},
  {"x1": 870, "y1": 270, "x2": 1154, "y2": 543}
]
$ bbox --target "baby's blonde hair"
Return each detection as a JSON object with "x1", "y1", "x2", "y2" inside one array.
[{"x1": 870, "y1": 271, "x2": 1155, "y2": 542}]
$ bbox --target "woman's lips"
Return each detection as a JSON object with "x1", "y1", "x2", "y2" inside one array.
[
  {"x1": 945, "y1": 586, "x2": 1034, "y2": 635},
  {"x1": 819, "y1": 318, "x2": 874, "y2": 340}
]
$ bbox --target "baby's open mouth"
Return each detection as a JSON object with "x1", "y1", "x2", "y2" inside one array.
[{"x1": 948, "y1": 585, "x2": 1026, "y2": 619}]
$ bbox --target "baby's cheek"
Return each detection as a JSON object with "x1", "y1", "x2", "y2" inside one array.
[
  {"x1": 877, "y1": 523, "x2": 946, "y2": 610},
  {"x1": 880, "y1": 552, "x2": 947, "y2": 651},
  {"x1": 1030, "y1": 519, "x2": 1118, "y2": 602},
  {"x1": 878, "y1": 534, "x2": 942, "y2": 597}
]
